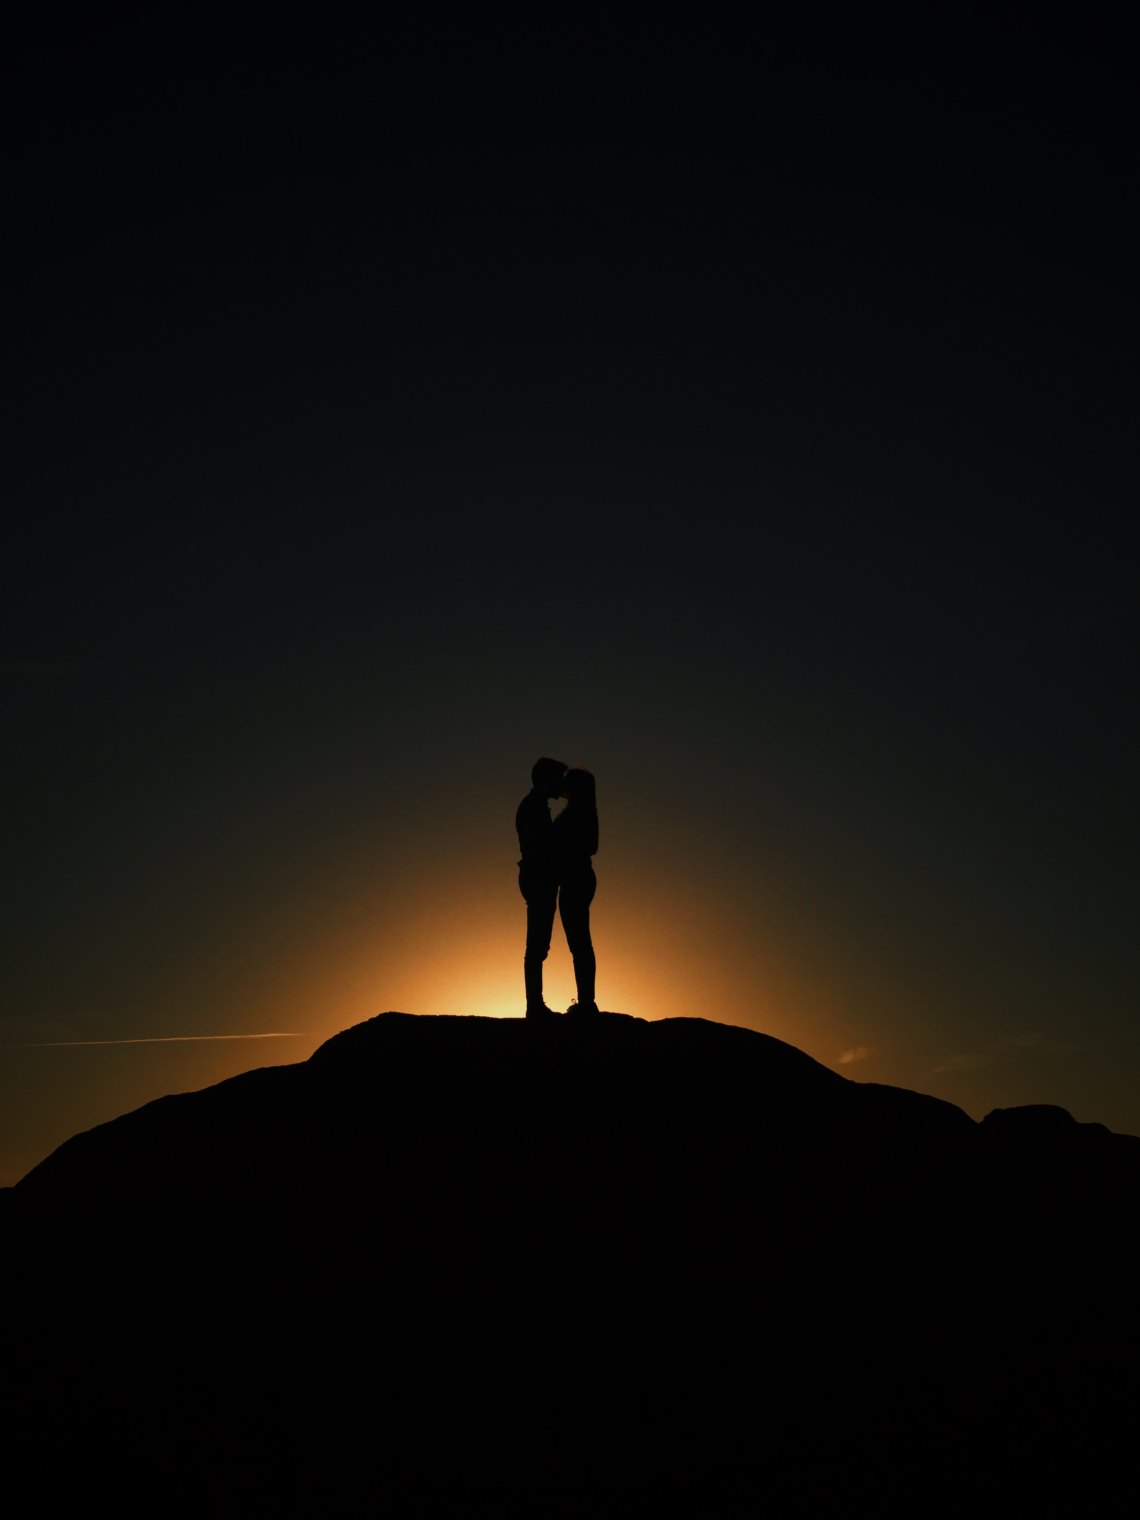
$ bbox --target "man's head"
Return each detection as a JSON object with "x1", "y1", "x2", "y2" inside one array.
[{"x1": 531, "y1": 756, "x2": 567, "y2": 797}]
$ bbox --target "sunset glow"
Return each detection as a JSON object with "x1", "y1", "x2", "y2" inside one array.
[{"x1": 5, "y1": 31, "x2": 1135, "y2": 1198}]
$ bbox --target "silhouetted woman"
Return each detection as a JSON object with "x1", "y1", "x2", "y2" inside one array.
[{"x1": 553, "y1": 767, "x2": 599, "y2": 1016}]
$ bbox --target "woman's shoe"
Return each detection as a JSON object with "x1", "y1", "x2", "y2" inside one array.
[
  {"x1": 565, "y1": 1000, "x2": 600, "y2": 1017},
  {"x1": 525, "y1": 1005, "x2": 560, "y2": 1021}
]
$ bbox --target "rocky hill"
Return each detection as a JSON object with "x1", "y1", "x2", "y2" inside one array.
[{"x1": 6, "y1": 1012, "x2": 1138, "y2": 1515}]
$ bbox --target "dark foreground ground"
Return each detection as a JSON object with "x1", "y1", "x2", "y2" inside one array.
[{"x1": 5, "y1": 1012, "x2": 1138, "y2": 1516}]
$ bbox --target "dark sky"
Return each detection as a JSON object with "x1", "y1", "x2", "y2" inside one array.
[{"x1": 4, "y1": 18, "x2": 1137, "y2": 1183}]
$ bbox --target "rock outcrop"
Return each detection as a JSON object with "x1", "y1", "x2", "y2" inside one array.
[{"x1": 6, "y1": 1012, "x2": 1138, "y2": 1516}]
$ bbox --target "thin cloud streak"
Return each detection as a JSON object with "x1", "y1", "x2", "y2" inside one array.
[{"x1": 5, "y1": 1033, "x2": 308, "y2": 1049}]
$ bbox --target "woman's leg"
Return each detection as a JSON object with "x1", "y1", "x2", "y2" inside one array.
[{"x1": 559, "y1": 867, "x2": 597, "y2": 1011}]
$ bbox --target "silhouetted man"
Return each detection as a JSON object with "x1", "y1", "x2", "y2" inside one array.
[{"x1": 516, "y1": 756, "x2": 567, "y2": 1019}]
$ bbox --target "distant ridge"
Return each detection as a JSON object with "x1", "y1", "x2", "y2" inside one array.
[{"x1": 7, "y1": 1012, "x2": 1138, "y2": 1516}]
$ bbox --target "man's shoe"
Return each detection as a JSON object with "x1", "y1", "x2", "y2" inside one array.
[
  {"x1": 565, "y1": 1000, "x2": 600, "y2": 1018},
  {"x1": 525, "y1": 1005, "x2": 560, "y2": 1021}
]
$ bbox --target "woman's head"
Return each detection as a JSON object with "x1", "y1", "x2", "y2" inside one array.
[{"x1": 562, "y1": 767, "x2": 596, "y2": 805}]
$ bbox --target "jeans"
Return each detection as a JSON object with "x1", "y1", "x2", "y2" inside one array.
[{"x1": 519, "y1": 865, "x2": 597, "y2": 1008}]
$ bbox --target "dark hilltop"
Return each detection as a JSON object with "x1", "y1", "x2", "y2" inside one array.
[{"x1": 7, "y1": 1011, "x2": 1139, "y2": 1516}]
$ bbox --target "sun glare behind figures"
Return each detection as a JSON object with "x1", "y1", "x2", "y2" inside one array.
[
  {"x1": 261, "y1": 845, "x2": 840, "y2": 1064},
  {"x1": 342, "y1": 877, "x2": 810, "y2": 1036}
]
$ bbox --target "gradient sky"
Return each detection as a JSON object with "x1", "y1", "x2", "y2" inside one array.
[{"x1": 4, "y1": 20, "x2": 1137, "y2": 1186}]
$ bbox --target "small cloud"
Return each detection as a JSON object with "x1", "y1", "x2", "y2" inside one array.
[{"x1": 838, "y1": 1046, "x2": 872, "y2": 1065}]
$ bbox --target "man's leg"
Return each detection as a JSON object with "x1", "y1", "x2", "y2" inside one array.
[{"x1": 520, "y1": 870, "x2": 559, "y2": 1017}]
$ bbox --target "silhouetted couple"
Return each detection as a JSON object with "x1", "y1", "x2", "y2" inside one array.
[{"x1": 516, "y1": 757, "x2": 599, "y2": 1020}]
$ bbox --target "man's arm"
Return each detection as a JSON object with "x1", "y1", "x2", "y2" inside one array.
[{"x1": 516, "y1": 792, "x2": 553, "y2": 867}]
